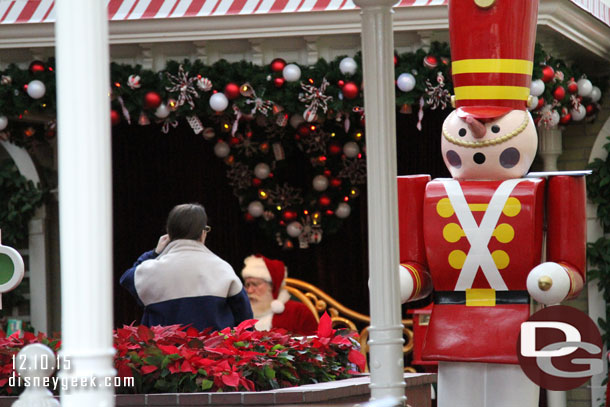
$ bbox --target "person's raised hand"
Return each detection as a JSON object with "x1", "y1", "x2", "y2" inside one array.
[{"x1": 155, "y1": 234, "x2": 170, "y2": 254}]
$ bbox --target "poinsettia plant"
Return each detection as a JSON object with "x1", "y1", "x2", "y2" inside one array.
[{"x1": 0, "y1": 313, "x2": 365, "y2": 396}]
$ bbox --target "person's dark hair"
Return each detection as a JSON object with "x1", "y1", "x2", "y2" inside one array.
[{"x1": 166, "y1": 203, "x2": 208, "y2": 241}]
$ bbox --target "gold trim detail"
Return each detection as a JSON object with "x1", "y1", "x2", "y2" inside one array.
[
  {"x1": 452, "y1": 59, "x2": 532, "y2": 75},
  {"x1": 455, "y1": 86, "x2": 530, "y2": 100},
  {"x1": 442, "y1": 110, "x2": 529, "y2": 148},
  {"x1": 465, "y1": 288, "x2": 496, "y2": 306}
]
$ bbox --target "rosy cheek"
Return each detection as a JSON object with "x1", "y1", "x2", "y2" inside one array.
[
  {"x1": 499, "y1": 147, "x2": 520, "y2": 168},
  {"x1": 446, "y1": 150, "x2": 462, "y2": 169}
]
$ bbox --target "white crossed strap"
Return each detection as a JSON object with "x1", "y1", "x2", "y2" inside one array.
[{"x1": 441, "y1": 179, "x2": 524, "y2": 291}]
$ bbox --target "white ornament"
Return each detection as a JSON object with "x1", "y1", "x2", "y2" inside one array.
[
  {"x1": 254, "y1": 163, "x2": 271, "y2": 179},
  {"x1": 209, "y1": 92, "x2": 229, "y2": 112},
  {"x1": 396, "y1": 73, "x2": 416, "y2": 92},
  {"x1": 339, "y1": 57, "x2": 358, "y2": 75},
  {"x1": 530, "y1": 79, "x2": 545, "y2": 97},
  {"x1": 335, "y1": 202, "x2": 351, "y2": 219},
  {"x1": 343, "y1": 141, "x2": 360, "y2": 158},
  {"x1": 290, "y1": 114, "x2": 304, "y2": 129},
  {"x1": 286, "y1": 221, "x2": 304, "y2": 238},
  {"x1": 127, "y1": 74, "x2": 141, "y2": 89},
  {"x1": 0, "y1": 115, "x2": 8, "y2": 131},
  {"x1": 527, "y1": 96, "x2": 538, "y2": 111},
  {"x1": 247, "y1": 201, "x2": 264, "y2": 217},
  {"x1": 26, "y1": 80, "x2": 46, "y2": 99},
  {"x1": 590, "y1": 86, "x2": 602, "y2": 103},
  {"x1": 282, "y1": 64, "x2": 301, "y2": 82},
  {"x1": 154, "y1": 104, "x2": 170, "y2": 119},
  {"x1": 570, "y1": 105, "x2": 586, "y2": 121},
  {"x1": 213, "y1": 141, "x2": 230, "y2": 158},
  {"x1": 577, "y1": 78, "x2": 593, "y2": 97},
  {"x1": 312, "y1": 175, "x2": 329, "y2": 191},
  {"x1": 549, "y1": 109, "x2": 560, "y2": 127}
]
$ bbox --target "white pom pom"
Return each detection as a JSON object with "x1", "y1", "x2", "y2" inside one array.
[{"x1": 270, "y1": 299, "x2": 285, "y2": 314}]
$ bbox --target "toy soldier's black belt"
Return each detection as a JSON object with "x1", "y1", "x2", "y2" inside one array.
[{"x1": 434, "y1": 289, "x2": 530, "y2": 306}]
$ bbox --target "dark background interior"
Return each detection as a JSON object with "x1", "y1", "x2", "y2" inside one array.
[{"x1": 112, "y1": 108, "x2": 451, "y2": 327}]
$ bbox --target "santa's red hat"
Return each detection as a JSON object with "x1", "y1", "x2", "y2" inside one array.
[{"x1": 242, "y1": 255, "x2": 290, "y2": 314}]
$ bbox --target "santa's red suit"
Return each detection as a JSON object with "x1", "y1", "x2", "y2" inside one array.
[{"x1": 242, "y1": 255, "x2": 318, "y2": 336}]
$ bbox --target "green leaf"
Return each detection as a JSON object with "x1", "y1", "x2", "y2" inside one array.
[{"x1": 201, "y1": 379, "x2": 213, "y2": 390}]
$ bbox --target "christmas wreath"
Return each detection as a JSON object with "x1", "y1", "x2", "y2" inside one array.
[{"x1": 0, "y1": 42, "x2": 604, "y2": 248}]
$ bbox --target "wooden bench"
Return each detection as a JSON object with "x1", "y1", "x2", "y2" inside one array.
[{"x1": 284, "y1": 277, "x2": 415, "y2": 373}]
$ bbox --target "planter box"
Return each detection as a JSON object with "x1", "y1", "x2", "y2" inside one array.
[{"x1": 0, "y1": 373, "x2": 436, "y2": 407}]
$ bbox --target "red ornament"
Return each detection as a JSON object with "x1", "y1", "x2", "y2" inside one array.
[
  {"x1": 337, "y1": 80, "x2": 345, "y2": 88},
  {"x1": 252, "y1": 178, "x2": 262, "y2": 187},
  {"x1": 323, "y1": 169, "x2": 332, "y2": 177},
  {"x1": 328, "y1": 142, "x2": 342, "y2": 155},
  {"x1": 330, "y1": 178, "x2": 342, "y2": 188},
  {"x1": 244, "y1": 213, "x2": 255, "y2": 222},
  {"x1": 394, "y1": 54, "x2": 398, "y2": 66},
  {"x1": 273, "y1": 77, "x2": 285, "y2": 88},
  {"x1": 283, "y1": 210, "x2": 298, "y2": 221},
  {"x1": 567, "y1": 78, "x2": 578, "y2": 94},
  {"x1": 270, "y1": 58, "x2": 286, "y2": 73},
  {"x1": 537, "y1": 97, "x2": 545, "y2": 109},
  {"x1": 586, "y1": 104, "x2": 596, "y2": 116},
  {"x1": 423, "y1": 55, "x2": 438, "y2": 69},
  {"x1": 553, "y1": 86, "x2": 565, "y2": 101},
  {"x1": 229, "y1": 136, "x2": 241, "y2": 146},
  {"x1": 224, "y1": 83, "x2": 240, "y2": 100},
  {"x1": 29, "y1": 60, "x2": 45, "y2": 74},
  {"x1": 541, "y1": 66, "x2": 555, "y2": 83},
  {"x1": 297, "y1": 123, "x2": 311, "y2": 137},
  {"x1": 559, "y1": 113, "x2": 571, "y2": 125},
  {"x1": 342, "y1": 82, "x2": 359, "y2": 100},
  {"x1": 110, "y1": 110, "x2": 121, "y2": 126},
  {"x1": 318, "y1": 196, "x2": 332, "y2": 207},
  {"x1": 143, "y1": 91, "x2": 162, "y2": 109}
]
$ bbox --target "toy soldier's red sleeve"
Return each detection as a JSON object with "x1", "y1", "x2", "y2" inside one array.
[
  {"x1": 397, "y1": 175, "x2": 432, "y2": 301},
  {"x1": 546, "y1": 175, "x2": 587, "y2": 299}
]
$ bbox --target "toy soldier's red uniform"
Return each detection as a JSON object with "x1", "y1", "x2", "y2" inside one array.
[{"x1": 398, "y1": 175, "x2": 586, "y2": 364}]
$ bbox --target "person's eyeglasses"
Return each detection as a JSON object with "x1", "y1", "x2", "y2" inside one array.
[
  {"x1": 244, "y1": 280, "x2": 268, "y2": 289},
  {"x1": 204, "y1": 226, "x2": 212, "y2": 233}
]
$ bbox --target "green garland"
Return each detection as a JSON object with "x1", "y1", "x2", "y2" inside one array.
[
  {"x1": 0, "y1": 160, "x2": 45, "y2": 248},
  {"x1": 587, "y1": 138, "x2": 610, "y2": 346},
  {"x1": 0, "y1": 42, "x2": 605, "y2": 248}
]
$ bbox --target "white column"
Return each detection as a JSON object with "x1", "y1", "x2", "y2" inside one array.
[
  {"x1": 352, "y1": 0, "x2": 404, "y2": 403},
  {"x1": 55, "y1": 1, "x2": 115, "y2": 407},
  {"x1": 537, "y1": 126, "x2": 563, "y2": 171},
  {"x1": 28, "y1": 207, "x2": 49, "y2": 333}
]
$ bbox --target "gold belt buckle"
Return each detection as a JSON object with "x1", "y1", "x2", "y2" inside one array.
[{"x1": 465, "y1": 288, "x2": 496, "y2": 306}]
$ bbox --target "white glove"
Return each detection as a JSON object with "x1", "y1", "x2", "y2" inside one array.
[
  {"x1": 526, "y1": 262, "x2": 571, "y2": 305},
  {"x1": 399, "y1": 264, "x2": 415, "y2": 304},
  {"x1": 155, "y1": 234, "x2": 170, "y2": 254}
]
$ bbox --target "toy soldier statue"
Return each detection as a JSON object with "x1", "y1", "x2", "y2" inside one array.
[{"x1": 397, "y1": 1, "x2": 587, "y2": 406}]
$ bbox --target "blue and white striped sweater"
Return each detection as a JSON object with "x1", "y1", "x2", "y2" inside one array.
[{"x1": 120, "y1": 239, "x2": 252, "y2": 331}]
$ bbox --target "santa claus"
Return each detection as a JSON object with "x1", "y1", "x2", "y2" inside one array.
[{"x1": 241, "y1": 255, "x2": 318, "y2": 336}]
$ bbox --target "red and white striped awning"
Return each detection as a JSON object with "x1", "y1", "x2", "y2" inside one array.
[
  {"x1": 1, "y1": 0, "x2": 447, "y2": 24},
  {"x1": 0, "y1": 0, "x2": 608, "y2": 26}
]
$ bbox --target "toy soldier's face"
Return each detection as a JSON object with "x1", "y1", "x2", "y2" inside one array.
[{"x1": 441, "y1": 109, "x2": 538, "y2": 180}]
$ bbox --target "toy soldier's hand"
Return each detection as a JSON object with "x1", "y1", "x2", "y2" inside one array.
[
  {"x1": 155, "y1": 234, "x2": 170, "y2": 254},
  {"x1": 398, "y1": 263, "x2": 432, "y2": 304},
  {"x1": 526, "y1": 262, "x2": 571, "y2": 305}
]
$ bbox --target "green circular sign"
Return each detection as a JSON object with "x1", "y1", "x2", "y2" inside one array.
[{"x1": 0, "y1": 253, "x2": 15, "y2": 285}]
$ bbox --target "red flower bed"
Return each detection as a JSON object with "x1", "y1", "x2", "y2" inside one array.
[{"x1": 0, "y1": 313, "x2": 365, "y2": 395}]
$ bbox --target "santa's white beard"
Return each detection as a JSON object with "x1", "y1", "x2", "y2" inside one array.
[{"x1": 249, "y1": 291, "x2": 274, "y2": 318}]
